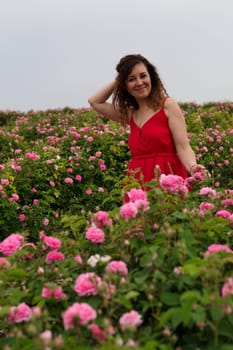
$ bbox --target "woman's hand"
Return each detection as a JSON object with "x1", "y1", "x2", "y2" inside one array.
[{"x1": 189, "y1": 164, "x2": 210, "y2": 179}]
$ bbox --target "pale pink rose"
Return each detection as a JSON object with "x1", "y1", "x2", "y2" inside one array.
[
  {"x1": 8, "y1": 303, "x2": 32, "y2": 324},
  {"x1": 41, "y1": 234, "x2": 62, "y2": 250},
  {"x1": 85, "y1": 227, "x2": 105, "y2": 243},
  {"x1": 221, "y1": 277, "x2": 233, "y2": 297},
  {"x1": 63, "y1": 302, "x2": 97, "y2": 329},
  {"x1": 40, "y1": 330, "x2": 52, "y2": 345},
  {"x1": 159, "y1": 174, "x2": 188, "y2": 195},
  {"x1": 87, "y1": 136, "x2": 93, "y2": 142},
  {"x1": 0, "y1": 257, "x2": 11, "y2": 268},
  {"x1": 0, "y1": 233, "x2": 24, "y2": 256},
  {"x1": 42, "y1": 287, "x2": 53, "y2": 298},
  {"x1": 74, "y1": 272, "x2": 102, "y2": 296},
  {"x1": 173, "y1": 266, "x2": 183, "y2": 275},
  {"x1": 88, "y1": 323, "x2": 106, "y2": 344},
  {"x1": 86, "y1": 188, "x2": 92, "y2": 195},
  {"x1": 120, "y1": 202, "x2": 138, "y2": 219},
  {"x1": 31, "y1": 306, "x2": 41, "y2": 318},
  {"x1": 106, "y1": 260, "x2": 128, "y2": 276},
  {"x1": 199, "y1": 202, "x2": 215, "y2": 211},
  {"x1": 199, "y1": 187, "x2": 217, "y2": 199},
  {"x1": 45, "y1": 250, "x2": 65, "y2": 264},
  {"x1": 119, "y1": 310, "x2": 143, "y2": 330},
  {"x1": 205, "y1": 244, "x2": 233, "y2": 256},
  {"x1": 37, "y1": 266, "x2": 44, "y2": 275},
  {"x1": 1, "y1": 179, "x2": 10, "y2": 185},
  {"x1": 127, "y1": 188, "x2": 147, "y2": 202},
  {"x1": 74, "y1": 255, "x2": 83, "y2": 264},
  {"x1": 215, "y1": 210, "x2": 231, "y2": 219},
  {"x1": 134, "y1": 199, "x2": 150, "y2": 212}
]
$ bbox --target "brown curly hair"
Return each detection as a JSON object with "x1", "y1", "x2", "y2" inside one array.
[{"x1": 112, "y1": 54, "x2": 168, "y2": 123}]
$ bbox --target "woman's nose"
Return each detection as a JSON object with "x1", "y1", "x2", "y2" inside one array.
[{"x1": 135, "y1": 77, "x2": 143, "y2": 85}]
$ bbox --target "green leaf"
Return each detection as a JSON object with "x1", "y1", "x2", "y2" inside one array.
[
  {"x1": 6, "y1": 268, "x2": 27, "y2": 281},
  {"x1": 159, "y1": 307, "x2": 182, "y2": 327},
  {"x1": 180, "y1": 290, "x2": 201, "y2": 302},
  {"x1": 160, "y1": 292, "x2": 180, "y2": 306},
  {"x1": 125, "y1": 290, "x2": 140, "y2": 300}
]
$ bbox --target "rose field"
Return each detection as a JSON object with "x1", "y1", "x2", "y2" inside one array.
[{"x1": 0, "y1": 102, "x2": 233, "y2": 350}]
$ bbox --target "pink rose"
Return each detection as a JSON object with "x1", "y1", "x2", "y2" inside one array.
[
  {"x1": 215, "y1": 210, "x2": 231, "y2": 219},
  {"x1": 75, "y1": 175, "x2": 82, "y2": 182},
  {"x1": 199, "y1": 202, "x2": 215, "y2": 211},
  {"x1": 205, "y1": 244, "x2": 233, "y2": 256},
  {"x1": 64, "y1": 177, "x2": 73, "y2": 184},
  {"x1": 74, "y1": 255, "x2": 83, "y2": 264},
  {"x1": 199, "y1": 187, "x2": 217, "y2": 199},
  {"x1": 0, "y1": 233, "x2": 24, "y2": 256},
  {"x1": 41, "y1": 233, "x2": 62, "y2": 250},
  {"x1": 119, "y1": 310, "x2": 143, "y2": 330},
  {"x1": 74, "y1": 272, "x2": 102, "y2": 296},
  {"x1": 0, "y1": 257, "x2": 11, "y2": 268},
  {"x1": 8, "y1": 303, "x2": 32, "y2": 324},
  {"x1": 127, "y1": 188, "x2": 147, "y2": 202},
  {"x1": 45, "y1": 250, "x2": 65, "y2": 264},
  {"x1": 106, "y1": 261, "x2": 128, "y2": 276},
  {"x1": 63, "y1": 302, "x2": 97, "y2": 329},
  {"x1": 222, "y1": 277, "x2": 233, "y2": 297},
  {"x1": 19, "y1": 214, "x2": 26, "y2": 222},
  {"x1": 85, "y1": 227, "x2": 105, "y2": 243},
  {"x1": 53, "y1": 287, "x2": 66, "y2": 300},
  {"x1": 88, "y1": 323, "x2": 106, "y2": 344},
  {"x1": 159, "y1": 174, "x2": 188, "y2": 195},
  {"x1": 42, "y1": 287, "x2": 53, "y2": 298},
  {"x1": 120, "y1": 202, "x2": 138, "y2": 219},
  {"x1": 93, "y1": 211, "x2": 110, "y2": 227}
]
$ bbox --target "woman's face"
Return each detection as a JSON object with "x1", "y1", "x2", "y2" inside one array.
[{"x1": 125, "y1": 62, "x2": 152, "y2": 101}]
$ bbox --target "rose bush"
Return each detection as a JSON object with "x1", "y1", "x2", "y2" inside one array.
[{"x1": 0, "y1": 103, "x2": 232, "y2": 349}]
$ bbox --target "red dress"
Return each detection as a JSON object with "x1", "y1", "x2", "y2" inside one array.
[{"x1": 127, "y1": 104, "x2": 188, "y2": 187}]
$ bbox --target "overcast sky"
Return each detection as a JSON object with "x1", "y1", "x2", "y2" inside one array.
[{"x1": 1, "y1": 0, "x2": 232, "y2": 111}]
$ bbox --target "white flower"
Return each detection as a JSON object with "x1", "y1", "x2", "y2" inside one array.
[
  {"x1": 100, "y1": 255, "x2": 111, "y2": 263},
  {"x1": 87, "y1": 254, "x2": 101, "y2": 267}
]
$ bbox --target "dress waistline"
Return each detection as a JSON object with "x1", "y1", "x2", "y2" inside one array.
[{"x1": 131, "y1": 152, "x2": 178, "y2": 160}]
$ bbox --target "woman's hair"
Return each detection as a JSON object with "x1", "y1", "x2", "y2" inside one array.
[{"x1": 112, "y1": 54, "x2": 168, "y2": 122}]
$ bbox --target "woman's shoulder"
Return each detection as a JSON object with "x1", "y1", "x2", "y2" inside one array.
[
  {"x1": 164, "y1": 96, "x2": 179, "y2": 108},
  {"x1": 163, "y1": 97, "x2": 184, "y2": 119}
]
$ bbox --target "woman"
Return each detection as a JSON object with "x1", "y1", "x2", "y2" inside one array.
[{"x1": 88, "y1": 54, "x2": 208, "y2": 188}]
